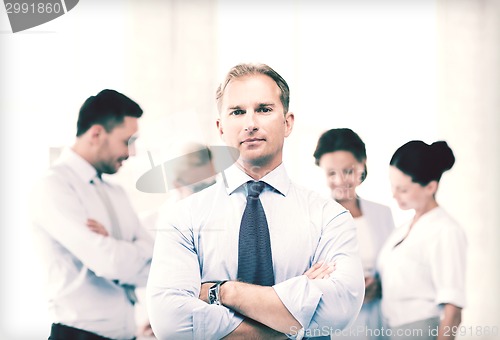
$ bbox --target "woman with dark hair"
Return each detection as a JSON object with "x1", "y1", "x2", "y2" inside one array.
[
  {"x1": 314, "y1": 128, "x2": 394, "y2": 340},
  {"x1": 377, "y1": 141, "x2": 466, "y2": 340}
]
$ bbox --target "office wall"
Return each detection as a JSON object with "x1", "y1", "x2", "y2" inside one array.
[{"x1": 436, "y1": 0, "x2": 500, "y2": 334}]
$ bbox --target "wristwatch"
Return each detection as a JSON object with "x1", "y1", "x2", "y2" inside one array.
[{"x1": 208, "y1": 280, "x2": 228, "y2": 305}]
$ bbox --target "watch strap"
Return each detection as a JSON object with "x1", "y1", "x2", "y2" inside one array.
[{"x1": 208, "y1": 280, "x2": 228, "y2": 305}]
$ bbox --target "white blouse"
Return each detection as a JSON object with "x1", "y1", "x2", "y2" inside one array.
[{"x1": 377, "y1": 207, "x2": 467, "y2": 327}]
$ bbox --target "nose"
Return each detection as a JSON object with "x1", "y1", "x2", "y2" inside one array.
[
  {"x1": 331, "y1": 173, "x2": 346, "y2": 186},
  {"x1": 127, "y1": 142, "x2": 136, "y2": 157},
  {"x1": 243, "y1": 111, "x2": 258, "y2": 132}
]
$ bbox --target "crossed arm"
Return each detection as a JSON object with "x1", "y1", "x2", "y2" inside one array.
[
  {"x1": 147, "y1": 207, "x2": 364, "y2": 339},
  {"x1": 198, "y1": 263, "x2": 335, "y2": 338},
  {"x1": 31, "y1": 176, "x2": 152, "y2": 285}
]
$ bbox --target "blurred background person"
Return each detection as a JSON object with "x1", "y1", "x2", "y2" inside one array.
[
  {"x1": 30, "y1": 89, "x2": 153, "y2": 340},
  {"x1": 139, "y1": 142, "x2": 217, "y2": 235},
  {"x1": 313, "y1": 128, "x2": 394, "y2": 340},
  {"x1": 377, "y1": 140, "x2": 466, "y2": 340}
]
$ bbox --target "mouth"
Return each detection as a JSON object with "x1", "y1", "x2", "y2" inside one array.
[
  {"x1": 241, "y1": 138, "x2": 265, "y2": 144},
  {"x1": 332, "y1": 186, "x2": 352, "y2": 191}
]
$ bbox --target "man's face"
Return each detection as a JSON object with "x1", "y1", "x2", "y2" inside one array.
[
  {"x1": 95, "y1": 116, "x2": 138, "y2": 174},
  {"x1": 217, "y1": 74, "x2": 294, "y2": 173}
]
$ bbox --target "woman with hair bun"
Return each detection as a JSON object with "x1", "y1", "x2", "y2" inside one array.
[
  {"x1": 314, "y1": 128, "x2": 395, "y2": 340},
  {"x1": 377, "y1": 141, "x2": 467, "y2": 340}
]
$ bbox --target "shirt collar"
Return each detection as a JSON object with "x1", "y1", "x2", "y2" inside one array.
[
  {"x1": 222, "y1": 162, "x2": 291, "y2": 197},
  {"x1": 56, "y1": 147, "x2": 99, "y2": 184},
  {"x1": 414, "y1": 206, "x2": 443, "y2": 226}
]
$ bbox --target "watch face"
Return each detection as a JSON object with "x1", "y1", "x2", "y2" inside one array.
[{"x1": 208, "y1": 285, "x2": 218, "y2": 305}]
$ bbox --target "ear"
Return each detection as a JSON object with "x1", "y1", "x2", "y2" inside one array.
[
  {"x1": 359, "y1": 161, "x2": 367, "y2": 183},
  {"x1": 425, "y1": 180, "x2": 439, "y2": 196},
  {"x1": 284, "y1": 112, "x2": 294, "y2": 138},
  {"x1": 87, "y1": 124, "x2": 107, "y2": 146},
  {"x1": 216, "y1": 118, "x2": 224, "y2": 138}
]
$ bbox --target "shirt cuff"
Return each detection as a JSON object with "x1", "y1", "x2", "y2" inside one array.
[
  {"x1": 436, "y1": 288, "x2": 466, "y2": 308},
  {"x1": 273, "y1": 275, "x2": 323, "y2": 330},
  {"x1": 193, "y1": 303, "x2": 244, "y2": 339}
]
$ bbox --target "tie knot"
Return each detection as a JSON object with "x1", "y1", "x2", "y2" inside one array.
[{"x1": 247, "y1": 181, "x2": 265, "y2": 198}]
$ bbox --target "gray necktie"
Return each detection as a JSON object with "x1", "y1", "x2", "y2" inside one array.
[
  {"x1": 92, "y1": 176, "x2": 137, "y2": 305},
  {"x1": 237, "y1": 181, "x2": 275, "y2": 286}
]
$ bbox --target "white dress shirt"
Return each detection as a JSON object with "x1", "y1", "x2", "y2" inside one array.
[
  {"x1": 147, "y1": 163, "x2": 364, "y2": 340},
  {"x1": 31, "y1": 148, "x2": 153, "y2": 339},
  {"x1": 377, "y1": 206, "x2": 467, "y2": 328}
]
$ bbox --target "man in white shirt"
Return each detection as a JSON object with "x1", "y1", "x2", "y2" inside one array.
[
  {"x1": 147, "y1": 64, "x2": 365, "y2": 339},
  {"x1": 31, "y1": 89, "x2": 154, "y2": 340}
]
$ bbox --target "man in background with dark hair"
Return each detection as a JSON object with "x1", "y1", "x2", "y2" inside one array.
[{"x1": 31, "y1": 89, "x2": 153, "y2": 340}]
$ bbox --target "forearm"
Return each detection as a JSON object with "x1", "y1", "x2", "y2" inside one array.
[
  {"x1": 119, "y1": 231, "x2": 154, "y2": 286},
  {"x1": 32, "y1": 177, "x2": 154, "y2": 283},
  {"x1": 437, "y1": 304, "x2": 462, "y2": 340},
  {"x1": 222, "y1": 319, "x2": 288, "y2": 340},
  {"x1": 148, "y1": 287, "x2": 243, "y2": 339},
  {"x1": 148, "y1": 225, "x2": 244, "y2": 339},
  {"x1": 221, "y1": 281, "x2": 301, "y2": 334},
  {"x1": 272, "y1": 270, "x2": 364, "y2": 333}
]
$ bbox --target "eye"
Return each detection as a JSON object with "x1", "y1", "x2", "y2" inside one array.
[
  {"x1": 344, "y1": 168, "x2": 354, "y2": 175},
  {"x1": 127, "y1": 136, "x2": 138, "y2": 146},
  {"x1": 230, "y1": 109, "x2": 245, "y2": 116},
  {"x1": 328, "y1": 171, "x2": 336, "y2": 177},
  {"x1": 256, "y1": 107, "x2": 272, "y2": 113}
]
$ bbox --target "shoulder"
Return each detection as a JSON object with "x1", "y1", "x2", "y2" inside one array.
[
  {"x1": 359, "y1": 198, "x2": 392, "y2": 214},
  {"x1": 33, "y1": 163, "x2": 74, "y2": 191},
  {"x1": 428, "y1": 208, "x2": 467, "y2": 244},
  {"x1": 428, "y1": 208, "x2": 460, "y2": 228},
  {"x1": 359, "y1": 198, "x2": 394, "y2": 224}
]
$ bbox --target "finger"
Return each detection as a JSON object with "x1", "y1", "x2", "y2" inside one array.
[
  {"x1": 307, "y1": 262, "x2": 334, "y2": 279},
  {"x1": 87, "y1": 221, "x2": 101, "y2": 229},
  {"x1": 305, "y1": 264, "x2": 328, "y2": 278},
  {"x1": 87, "y1": 219, "x2": 105, "y2": 229},
  {"x1": 88, "y1": 226, "x2": 108, "y2": 236},
  {"x1": 303, "y1": 261, "x2": 324, "y2": 276}
]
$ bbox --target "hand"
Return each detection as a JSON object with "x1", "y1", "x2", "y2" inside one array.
[
  {"x1": 364, "y1": 276, "x2": 381, "y2": 303},
  {"x1": 86, "y1": 219, "x2": 109, "y2": 237},
  {"x1": 222, "y1": 318, "x2": 288, "y2": 340},
  {"x1": 303, "y1": 261, "x2": 336, "y2": 280},
  {"x1": 138, "y1": 321, "x2": 155, "y2": 337}
]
